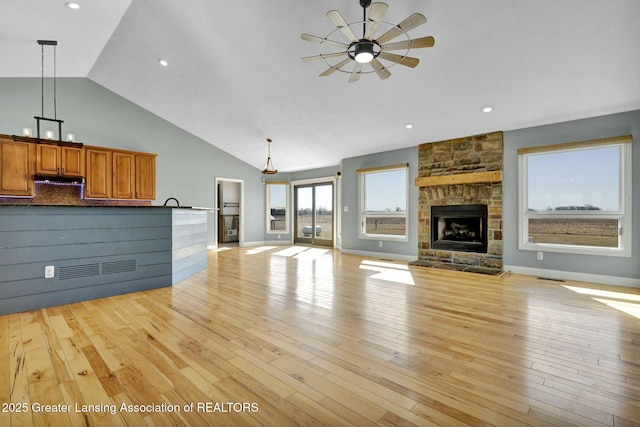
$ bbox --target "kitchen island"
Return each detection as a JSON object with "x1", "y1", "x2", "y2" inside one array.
[{"x1": 0, "y1": 205, "x2": 209, "y2": 315}]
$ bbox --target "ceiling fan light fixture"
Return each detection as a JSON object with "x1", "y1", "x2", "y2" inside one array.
[{"x1": 354, "y1": 42, "x2": 374, "y2": 63}]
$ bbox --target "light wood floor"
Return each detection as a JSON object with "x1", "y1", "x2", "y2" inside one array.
[{"x1": 2, "y1": 246, "x2": 639, "y2": 427}]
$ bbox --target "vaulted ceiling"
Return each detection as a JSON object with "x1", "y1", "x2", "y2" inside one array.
[{"x1": 2, "y1": 1, "x2": 639, "y2": 172}]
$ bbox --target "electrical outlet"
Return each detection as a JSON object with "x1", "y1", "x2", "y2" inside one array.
[
  {"x1": 537, "y1": 252, "x2": 543, "y2": 261},
  {"x1": 379, "y1": 241, "x2": 383, "y2": 248},
  {"x1": 45, "y1": 265, "x2": 55, "y2": 278},
  {"x1": 278, "y1": 234, "x2": 281, "y2": 239},
  {"x1": 344, "y1": 206, "x2": 348, "y2": 212}
]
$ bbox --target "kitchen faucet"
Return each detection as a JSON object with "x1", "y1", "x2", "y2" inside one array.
[{"x1": 163, "y1": 197, "x2": 180, "y2": 207}]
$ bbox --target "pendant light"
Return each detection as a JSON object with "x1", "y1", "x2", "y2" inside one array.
[
  {"x1": 34, "y1": 39, "x2": 65, "y2": 141},
  {"x1": 261, "y1": 138, "x2": 278, "y2": 175}
]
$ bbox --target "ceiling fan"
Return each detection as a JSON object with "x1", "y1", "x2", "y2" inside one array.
[{"x1": 301, "y1": 0, "x2": 435, "y2": 82}]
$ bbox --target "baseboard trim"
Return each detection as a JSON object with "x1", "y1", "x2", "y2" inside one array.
[
  {"x1": 340, "y1": 248, "x2": 416, "y2": 262},
  {"x1": 503, "y1": 265, "x2": 640, "y2": 288}
]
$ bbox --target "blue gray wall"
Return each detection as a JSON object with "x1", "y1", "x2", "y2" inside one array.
[
  {"x1": 0, "y1": 77, "x2": 265, "y2": 245},
  {"x1": 503, "y1": 110, "x2": 640, "y2": 283}
]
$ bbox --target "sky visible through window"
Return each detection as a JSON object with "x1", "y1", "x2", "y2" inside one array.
[
  {"x1": 269, "y1": 184, "x2": 286, "y2": 208},
  {"x1": 527, "y1": 145, "x2": 620, "y2": 211},
  {"x1": 365, "y1": 169, "x2": 407, "y2": 212}
]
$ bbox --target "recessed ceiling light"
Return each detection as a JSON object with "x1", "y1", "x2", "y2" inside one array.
[
  {"x1": 405, "y1": 123, "x2": 414, "y2": 129},
  {"x1": 65, "y1": 2, "x2": 80, "y2": 9},
  {"x1": 158, "y1": 58, "x2": 168, "y2": 67},
  {"x1": 481, "y1": 105, "x2": 494, "y2": 113}
]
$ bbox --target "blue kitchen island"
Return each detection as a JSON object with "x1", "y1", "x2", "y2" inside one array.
[{"x1": 0, "y1": 205, "x2": 209, "y2": 315}]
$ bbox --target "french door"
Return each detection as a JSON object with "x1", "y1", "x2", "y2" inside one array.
[{"x1": 294, "y1": 182, "x2": 334, "y2": 247}]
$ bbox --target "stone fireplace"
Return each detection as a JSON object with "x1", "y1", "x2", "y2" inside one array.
[{"x1": 414, "y1": 131, "x2": 503, "y2": 273}]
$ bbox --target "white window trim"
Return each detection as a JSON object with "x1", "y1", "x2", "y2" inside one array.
[
  {"x1": 265, "y1": 181, "x2": 289, "y2": 234},
  {"x1": 358, "y1": 163, "x2": 409, "y2": 242},
  {"x1": 518, "y1": 137, "x2": 632, "y2": 257}
]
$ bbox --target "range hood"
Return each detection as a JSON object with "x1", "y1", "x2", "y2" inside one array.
[{"x1": 34, "y1": 174, "x2": 85, "y2": 184}]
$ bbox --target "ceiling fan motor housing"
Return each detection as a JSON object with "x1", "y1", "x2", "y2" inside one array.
[{"x1": 349, "y1": 40, "x2": 379, "y2": 63}]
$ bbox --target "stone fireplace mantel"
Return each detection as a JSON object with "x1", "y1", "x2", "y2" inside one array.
[{"x1": 414, "y1": 170, "x2": 502, "y2": 188}]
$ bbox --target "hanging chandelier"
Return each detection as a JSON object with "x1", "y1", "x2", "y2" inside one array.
[{"x1": 261, "y1": 138, "x2": 278, "y2": 175}]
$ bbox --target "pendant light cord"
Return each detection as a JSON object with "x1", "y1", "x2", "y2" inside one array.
[
  {"x1": 53, "y1": 44, "x2": 57, "y2": 120},
  {"x1": 40, "y1": 43, "x2": 44, "y2": 118},
  {"x1": 40, "y1": 42, "x2": 58, "y2": 119}
]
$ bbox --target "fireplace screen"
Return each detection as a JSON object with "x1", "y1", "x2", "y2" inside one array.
[{"x1": 431, "y1": 205, "x2": 488, "y2": 253}]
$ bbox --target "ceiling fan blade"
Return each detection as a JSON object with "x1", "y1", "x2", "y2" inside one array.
[
  {"x1": 301, "y1": 51, "x2": 348, "y2": 62},
  {"x1": 326, "y1": 10, "x2": 359, "y2": 42},
  {"x1": 370, "y1": 59, "x2": 391, "y2": 80},
  {"x1": 364, "y1": 2, "x2": 389, "y2": 40},
  {"x1": 376, "y1": 13, "x2": 427, "y2": 45},
  {"x1": 349, "y1": 62, "x2": 363, "y2": 83},
  {"x1": 378, "y1": 52, "x2": 419, "y2": 68},
  {"x1": 381, "y1": 36, "x2": 435, "y2": 51},
  {"x1": 320, "y1": 58, "x2": 352, "y2": 77},
  {"x1": 301, "y1": 33, "x2": 349, "y2": 49}
]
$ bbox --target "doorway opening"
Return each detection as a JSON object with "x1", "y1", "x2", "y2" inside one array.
[
  {"x1": 294, "y1": 181, "x2": 334, "y2": 247},
  {"x1": 215, "y1": 178, "x2": 243, "y2": 248}
]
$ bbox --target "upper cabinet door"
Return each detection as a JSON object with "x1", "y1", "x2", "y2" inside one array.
[
  {"x1": 112, "y1": 151, "x2": 135, "y2": 199},
  {"x1": 61, "y1": 146, "x2": 84, "y2": 177},
  {"x1": 135, "y1": 154, "x2": 156, "y2": 200},
  {"x1": 85, "y1": 148, "x2": 112, "y2": 199},
  {"x1": 0, "y1": 140, "x2": 35, "y2": 196},
  {"x1": 36, "y1": 144, "x2": 60, "y2": 175}
]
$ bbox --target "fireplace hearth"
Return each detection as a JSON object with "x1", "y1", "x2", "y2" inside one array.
[{"x1": 431, "y1": 204, "x2": 488, "y2": 253}]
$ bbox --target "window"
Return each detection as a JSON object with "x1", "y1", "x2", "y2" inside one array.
[
  {"x1": 518, "y1": 136, "x2": 632, "y2": 256},
  {"x1": 266, "y1": 182, "x2": 289, "y2": 234},
  {"x1": 358, "y1": 163, "x2": 408, "y2": 241}
]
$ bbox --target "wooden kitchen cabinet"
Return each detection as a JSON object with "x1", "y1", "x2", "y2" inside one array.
[
  {"x1": 0, "y1": 138, "x2": 35, "y2": 196},
  {"x1": 88, "y1": 148, "x2": 156, "y2": 200},
  {"x1": 85, "y1": 147, "x2": 112, "y2": 199},
  {"x1": 135, "y1": 153, "x2": 156, "y2": 200},
  {"x1": 112, "y1": 151, "x2": 136, "y2": 199},
  {"x1": 36, "y1": 144, "x2": 84, "y2": 177}
]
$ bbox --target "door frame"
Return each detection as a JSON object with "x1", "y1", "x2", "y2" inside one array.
[
  {"x1": 291, "y1": 176, "x2": 337, "y2": 247},
  {"x1": 214, "y1": 177, "x2": 244, "y2": 248}
]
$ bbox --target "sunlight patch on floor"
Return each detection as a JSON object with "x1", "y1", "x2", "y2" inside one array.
[
  {"x1": 359, "y1": 260, "x2": 415, "y2": 286},
  {"x1": 294, "y1": 248, "x2": 329, "y2": 260},
  {"x1": 273, "y1": 246, "x2": 309, "y2": 257},
  {"x1": 245, "y1": 246, "x2": 277, "y2": 255},
  {"x1": 593, "y1": 298, "x2": 640, "y2": 319},
  {"x1": 563, "y1": 284, "x2": 640, "y2": 319},
  {"x1": 563, "y1": 285, "x2": 640, "y2": 302},
  {"x1": 211, "y1": 247, "x2": 232, "y2": 252}
]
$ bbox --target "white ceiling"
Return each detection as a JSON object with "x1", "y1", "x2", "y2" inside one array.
[{"x1": 2, "y1": 0, "x2": 639, "y2": 172}]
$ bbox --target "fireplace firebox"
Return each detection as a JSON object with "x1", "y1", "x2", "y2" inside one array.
[{"x1": 431, "y1": 204, "x2": 488, "y2": 253}]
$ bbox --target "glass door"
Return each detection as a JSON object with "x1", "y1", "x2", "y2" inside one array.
[{"x1": 294, "y1": 182, "x2": 333, "y2": 247}]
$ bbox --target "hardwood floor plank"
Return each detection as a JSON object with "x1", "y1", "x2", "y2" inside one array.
[{"x1": 7, "y1": 314, "x2": 33, "y2": 427}]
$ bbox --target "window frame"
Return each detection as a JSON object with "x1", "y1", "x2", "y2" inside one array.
[
  {"x1": 265, "y1": 181, "x2": 289, "y2": 235},
  {"x1": 517, "y1": 135, "x2": 632, "y2": 257},
  {"x1": 358, "y1": 163, "x2": 409, "y2": 242}
]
